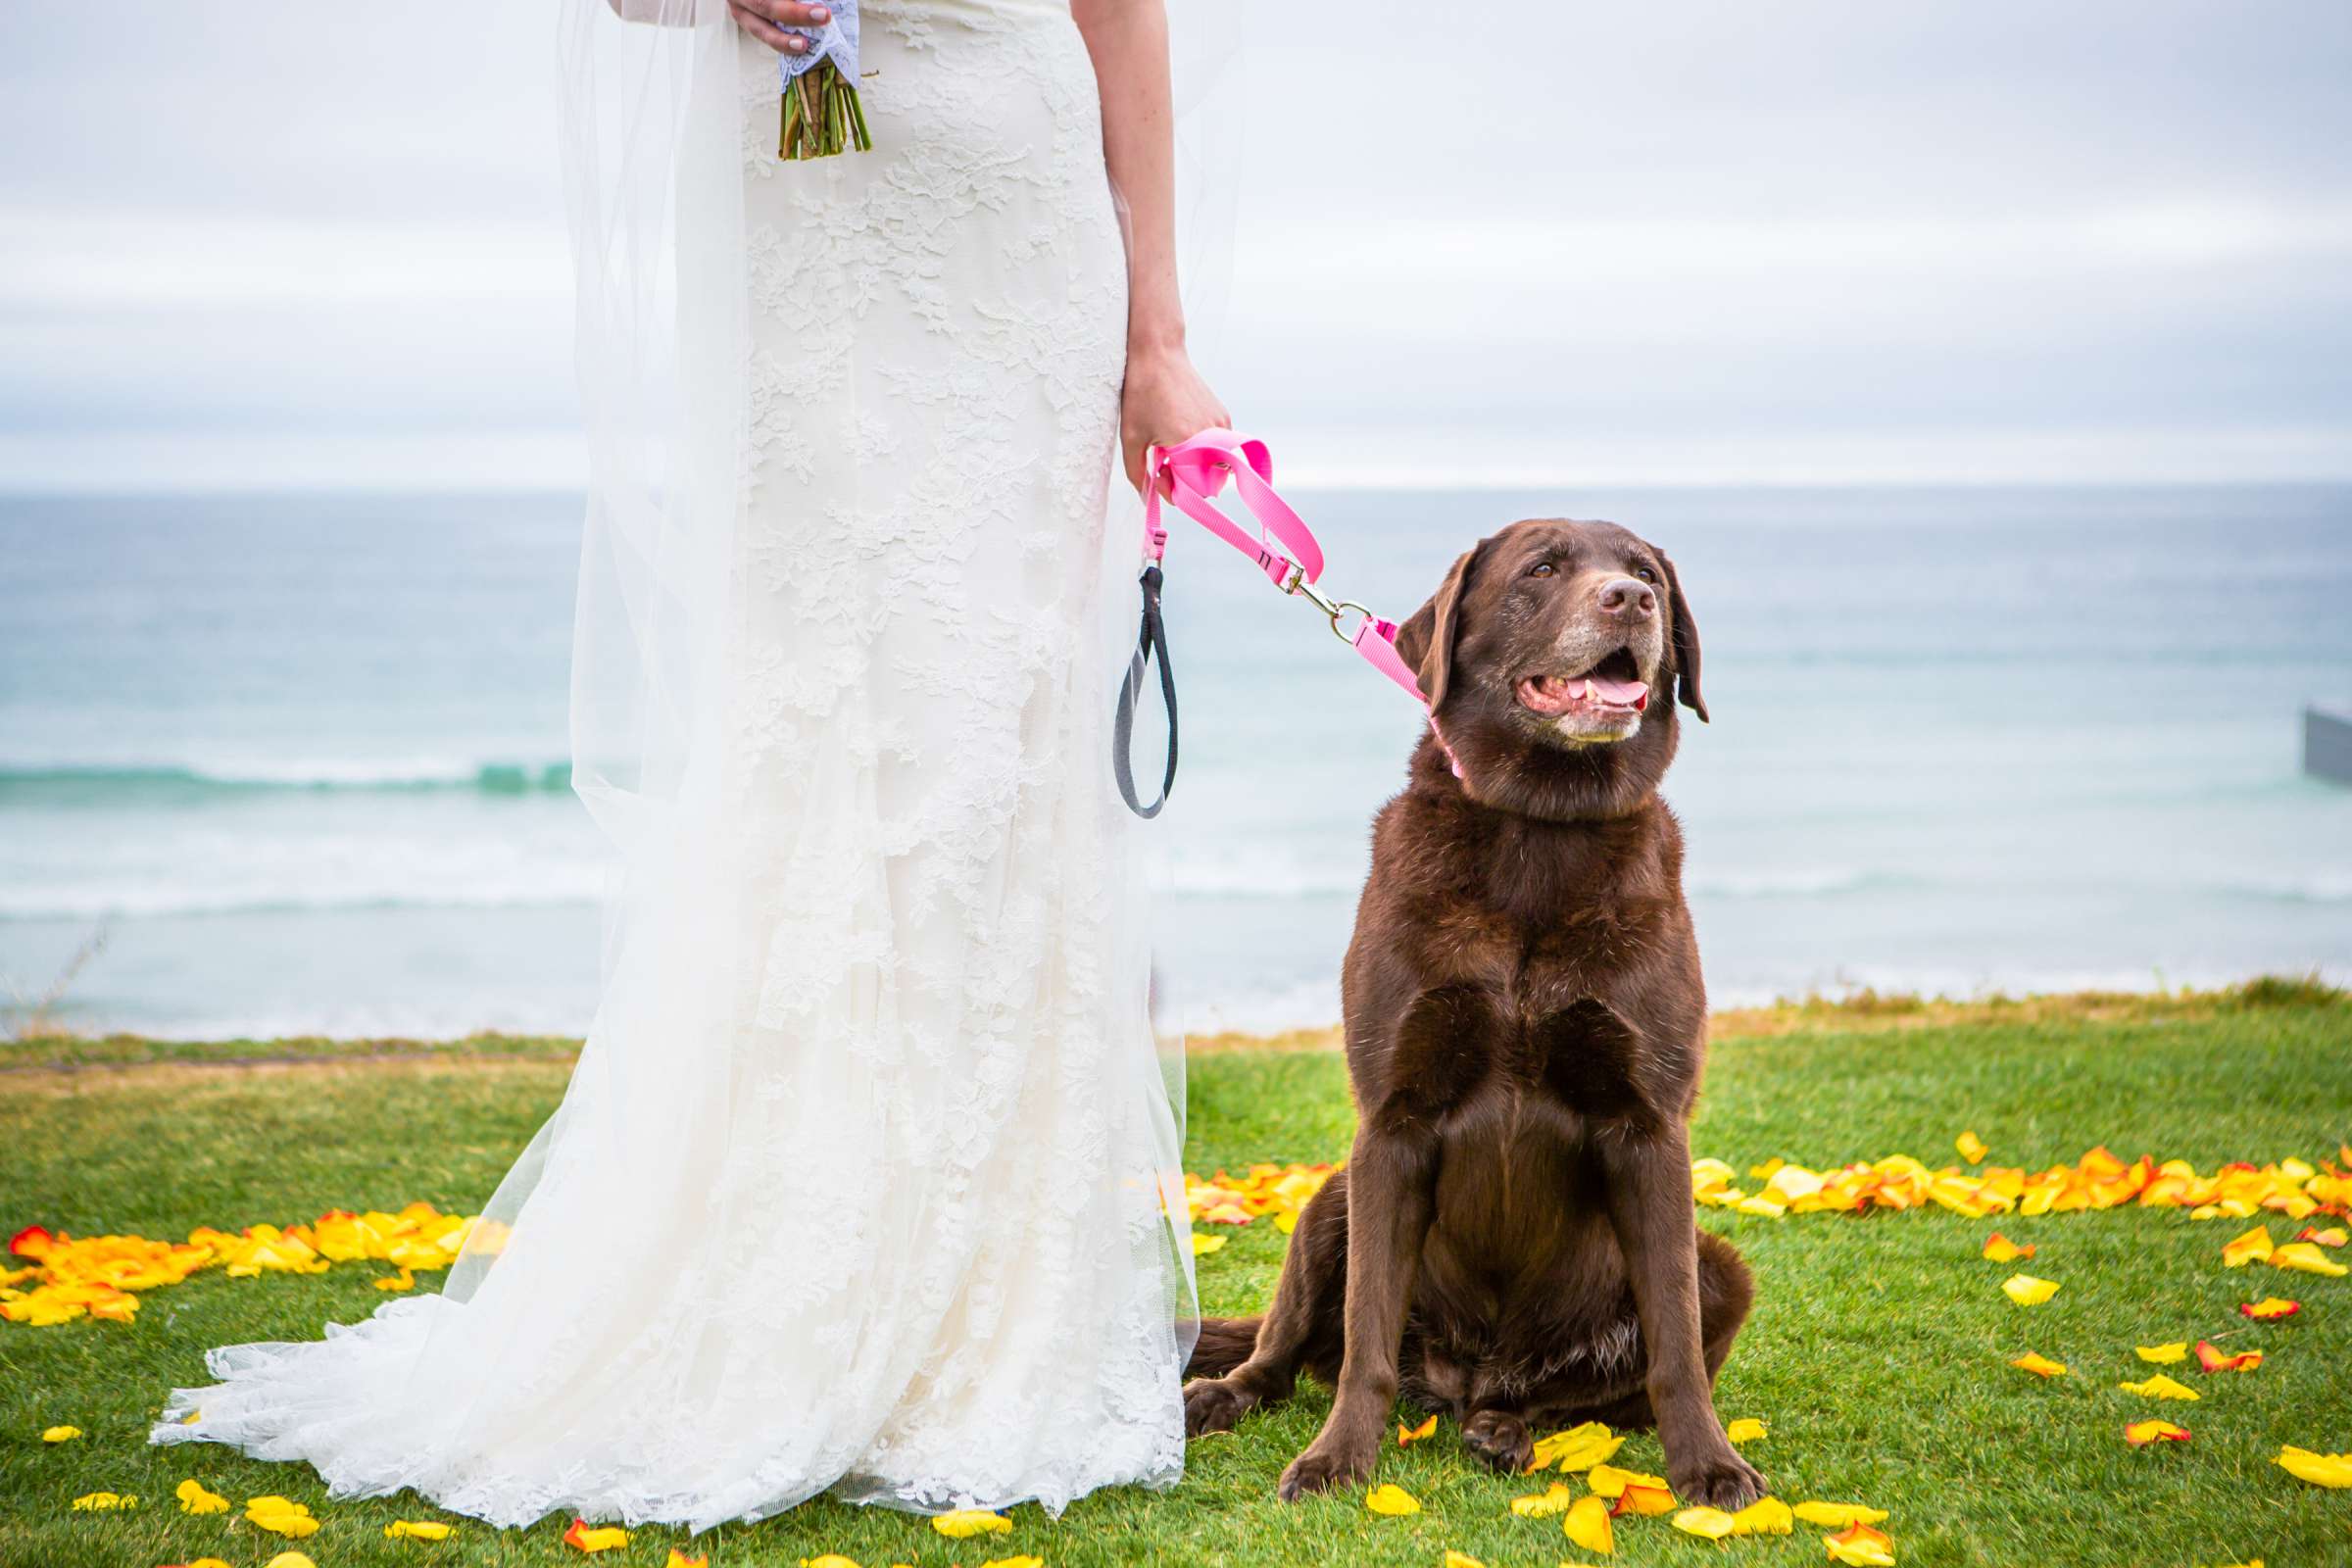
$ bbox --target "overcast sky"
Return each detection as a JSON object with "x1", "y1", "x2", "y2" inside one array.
[{"x1": 3, "y1": 2, "x2": 2348, "y2": 487}]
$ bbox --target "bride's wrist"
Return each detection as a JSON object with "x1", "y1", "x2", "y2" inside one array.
[{"x1": 1126, "y1": 318, "x2": 1188, "y2": 358}]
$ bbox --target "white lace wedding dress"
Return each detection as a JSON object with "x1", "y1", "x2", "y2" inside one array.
[{"x1": 153, "y1": 0, "x2": 1197, "y2": 1529}]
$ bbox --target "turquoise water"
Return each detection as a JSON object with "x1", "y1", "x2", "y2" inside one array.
[{"x1": 2, "y1": 486, "x2": 2347, "y2": 1038}]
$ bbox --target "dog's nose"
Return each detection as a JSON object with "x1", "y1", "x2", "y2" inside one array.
[{"x1": 1597, "y1": 577, "x2": 1656, "y2": 618}]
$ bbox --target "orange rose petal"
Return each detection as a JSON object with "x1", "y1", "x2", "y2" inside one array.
[
  {"x1": 1981, "y1": 1232, "x2": 2034, "y2": 1263},
  {"x1": 2239, "y1": 1297, "x2": 2301, "y2": 1321},
  {"x1": 2010, "y1": 1351, "x2": 2068, "y2": 1378},
  {"x1": 1612, "y1": 1483, "x2": 1675, "y2": 1517},
  {"x1": 1824, "y1": 1522, "x2": 1896, "y2": 1566},
  {"x1": 662, "y1": 1553, "x2": 710, "y2": 1568},
  {"x1": 1396, "y1": 1412, "x2": 1438, "y2": 1446},
  {"x1": 561, "y1": 1518, "x2": 630, "y2": 1553},
  {"x1": 2192, "y1": 1339, "x2": 2262, "y2": 1372}
]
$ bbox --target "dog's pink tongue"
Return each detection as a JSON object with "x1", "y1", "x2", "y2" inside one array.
[{"x1": 1592, "y1": 676, "x2": 1649, "y2": 707}]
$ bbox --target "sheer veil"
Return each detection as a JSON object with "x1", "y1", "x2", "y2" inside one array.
[{"x1": 423, "y1": 0, "x2": 1243, "y2": 1502}]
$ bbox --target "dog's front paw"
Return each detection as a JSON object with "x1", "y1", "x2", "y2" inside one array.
[
  {"x1": 1460, "y1": 1408, "x2": 1533, "y2": 1474},
  {"x1": 1669, "y1": 1445, "x2": 1765, "y2": 1510},
  {"x1": 1276, "y1": 1435, "x2": 1378, "y2": 1501},
  {"x1": 1183, "y1": 1375, "x2": 1258, "y2": 1438}
]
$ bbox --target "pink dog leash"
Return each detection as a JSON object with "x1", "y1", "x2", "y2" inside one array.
[{"x1": 1114, "y1": 429, "x2": 1431, "y2": 818}]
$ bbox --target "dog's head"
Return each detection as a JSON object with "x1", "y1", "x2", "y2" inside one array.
[{"x1": 1396, "y1": 518, "x2": 1705, "y2": 819}]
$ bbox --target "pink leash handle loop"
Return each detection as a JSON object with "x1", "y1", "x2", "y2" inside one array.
[{"x1": 1120, "y1": 429, "x2": 1430, "y2": 819}]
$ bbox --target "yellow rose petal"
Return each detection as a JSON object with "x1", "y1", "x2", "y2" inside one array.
[
  {"x1": 2272, "y1": 1241, "x2": 2349, "y2": 1277},
  {"x1": 2000, "y1": 1273, "x2": 2059, "y2": 1305},
  {"x1": 175, "y1": 1478, "x2": 230, "y2": 1514},
  {"x1": 1364, "y1": 1482, "x2": 1421, "y2": 1516},
  {"x1": 1793, "y1": 1500, "x2": 1889, "y2": 1528},
  {"x1": 1561, "y1": 1494, "x2": 1614, "y2": 1556},
  {"x1": 386, "y1": 1519, "x2": 455, "y2": 1541},
  {"x1": 933, "y1": 1508, "x2": 1015, "y2": 1538},
  {"x1": 39, "y1": 1425, "x2": 80, "y2": 1444},
  {"x1": 1443, "y1": 1553, "x2": 1488, "y2": 1568},
  {"x1": 1509, "y1": 1480, "x2": 1580, "y2": 1517},
  {"x1": 2278, "y1": 1445, "x2": 2352, "y2": 1488},
  {"x1": 1672, "y1": 1505, "x2": 1738, "y2": 1541},
  {"x1": 2134, "y1": 1342, "x2": 2187, "y2": 1363},
  {"x1": 2117, "y1": 1373, "x2": 2199, "y2": 1400},
  {"x1": 2222, "y1": 1223, "x2": 2274, "y2": 1267},
  {"x1": 263, "y1": 1554, "x2": 320, "y2": 1568},
  {"x1": 1956, "y1": 1130, "x2": 1989, "y2": 1163},
  {"x1": 1585, "y1": 1462, "x2": 1667, "y2": 1499},
  {"x1": 1189, "y1": 1232, "x2": 1226, "y2": 1256},
  {"x1": 1725, "y1": 1416, "x2": 1768, "y2": 1444},
  {"x1": 1731, "y1": 1494, "x2": 1793, "y2": 1536},
  {"x1": 977, "y1": 1558, "x2": 1044, "y2": 1568}
]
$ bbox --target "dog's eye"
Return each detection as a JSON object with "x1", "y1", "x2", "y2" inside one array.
[
  {"x1": 1529, "y1": 562, "x2": 1556, "y2": 578},
  {"x1": 1634, "y1": 565, "x2": 1657, "y2": 582}
]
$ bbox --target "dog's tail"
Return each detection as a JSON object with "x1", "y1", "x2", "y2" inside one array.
[{"x1": 1184, "y1": 1315, "x2": 1262, "y2": 1379}]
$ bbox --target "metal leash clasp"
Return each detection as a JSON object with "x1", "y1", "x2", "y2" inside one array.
[{"x1": 1276, "y1": 561, "x2": 1374, "y2": 645}]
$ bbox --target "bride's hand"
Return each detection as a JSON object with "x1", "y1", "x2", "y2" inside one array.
[
  {"x1": 1120, "y1": 342, "x2": 1231, "y2": 494},
  {"x1": 730, "y1": 0, "x2": 831, "y2": 54}
]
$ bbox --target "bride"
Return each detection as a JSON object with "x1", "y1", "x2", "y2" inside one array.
[{"x1": 153, "y1": 0, "x2": 1231, "y2": 1528}]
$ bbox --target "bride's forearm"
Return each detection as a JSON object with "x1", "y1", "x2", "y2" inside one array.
[{"x1": 1071, "y1": 0, "x2": 1185, "y2": 353}]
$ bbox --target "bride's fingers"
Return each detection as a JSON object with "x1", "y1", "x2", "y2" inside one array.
[{"x1": 729, "y1": 0, "x2": 825, "y2": 51}]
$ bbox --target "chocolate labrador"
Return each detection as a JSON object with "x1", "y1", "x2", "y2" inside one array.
[{"x1": 1180, "y1": 518, "x2": 1763, "y2": 1509}]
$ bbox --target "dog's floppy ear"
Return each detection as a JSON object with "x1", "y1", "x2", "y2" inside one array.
[
  {"x1": 1394, "y1": 538, "x2": 1486, "y2": 713},
  {"x1": 1658, "y1": 549, "x2": 1706, "y2": 722}
]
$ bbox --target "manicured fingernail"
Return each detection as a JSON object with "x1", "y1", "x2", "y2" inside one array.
[
  {"x1": 788, "y1": 35, "x2": 808, "y2": 49},
  {"x1": 810, "y1": 6, "x2": 829, "y2": 19}
]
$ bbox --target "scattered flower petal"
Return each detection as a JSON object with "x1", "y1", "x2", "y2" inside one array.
[
  {"x1": 1793, "y1": 1502, "x2": 1889, "y2": 1528},
  {"x1": 1726, "y1": 1417, "x2": 1768, "y2": 1444},
  {"x1": 1443, "y1": 1553, "x2": 1487, "y2": 1568},
  {"x1": 2277, "y1": 1445, "x2": 2352, "y2": 1488},
  {"x1": 2123, "y1": 1418, "x2": 2191, "y2": 1446},
  {"x1": 662, "y1": 1552, "x2": 709, "y2": 1568},
  {"x1": 2001, "y1": 1273, "x2": 2059, "y2": 1306},
  {"x1": 2117, "y1": 1373, "x2": 2199, "y2": 1400},
  {"x1": 1981, "y1": 1232, "x2": 2034, "y2": 1262},
  {"x1": 1824, "y1": 1522, "x2": 1897, "y2": 1565},
  {"x1": 262, "y1": 1555, "x2": 318, "y2": 1568},
  {"x1": 1612, "y1": 1484, "x2": 1675, "y2": 1517},
  {"x1": 2295, "y1": 1225, "x2": 2347, "y2": 1247},
  {"x1": 72, "y1": 1492, "x2": 137, "y2": 1510},
  {"x1": 1365, "y1": 1483, "x2": 1421, "y2": 1516},
  {"x1": 1956, "y1": 1131, "x2": 1989, "y2": 1163},
  {"x1": 374, "y1": 1269, "x2": 416, "y2": 1292},
  {"x1": 562, "y1": 1518, "x2": 629, "y2": 1552},
  {"x1": 2271, "y1": 1241, "x2": 2349, "y2": 1277},
  {"x1": 385, "y1": 1520, "x2": 454, "y2": 1541},
  {"x1": 40, "y1": 1425, "x2": 80, "y2": 1443},
  {"x1": 1397, "y1": 1412, "x2": 1438, "y2": 1446},
  {"x1": 933, "y1": 1509, "x2": 1014, "y2": 1538},
  {"x1": 2010, "y1": 1351, "x2": 2068, "y2": 1378},
  {"x1": 2222, "y1": 1224, "x2": 2274, "y2": 1267},
  {"x1": 245, "y1": 1496, "x2": 319, "y2": 1539},
  {"x1": 175, "y1": 1479, "x2": 229, "y2": 1514},
  {"x1": 1529, "y1": 1421, "x2": 1624, "y2": 1473},
  {"x1": 1673, "y1": 1505, "x2": 1739, "y2": 1540},
  {"x1": 2193, "y1": 1339, "x2": 2263, "y2": 1373},
  {"x1": 1586, "y1": 1463, "x2": 1667, "y2": 1499},
  {"x1": 2135, "y1": 1342, "x2": 2187, "y2": 1363},
  {"x1": 1189, "y1": 1233, "x2": 1226, "y2": 1257},
  {"x1": 2240, "y1": 1298, "x2": 2300, "y2": 1322},
  {"x1": 977, "y1": 1558, "x2": 1043, "y2": 1568},
  {"x1": 1732, "y1": 1495, "x2": 1794, "y2": 1536},
  {"x1": 1561, "y1": 1494, "x2": 1615, "y2": 1556},
  {"x1": 1509, "y1": 1480, "x2": 1580, "y2": 1517}
]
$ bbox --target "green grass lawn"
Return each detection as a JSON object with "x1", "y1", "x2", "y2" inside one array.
[{"x1": 4, "y1": 987, "x2": 2349, "y2": 1568}]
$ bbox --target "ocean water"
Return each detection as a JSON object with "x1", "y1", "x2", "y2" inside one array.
[{"x1": 2, "y1": 486, "x2": 2347, "y2": 1039}]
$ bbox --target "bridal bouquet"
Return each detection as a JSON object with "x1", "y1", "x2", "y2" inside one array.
[{"x1": 778, "y1": 0, "x2": 870, "y2": 159}]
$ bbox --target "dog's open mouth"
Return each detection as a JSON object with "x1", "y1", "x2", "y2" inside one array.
[{"x1": 1516, "y1": 647, "x2": 1650, "y2": 717}]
